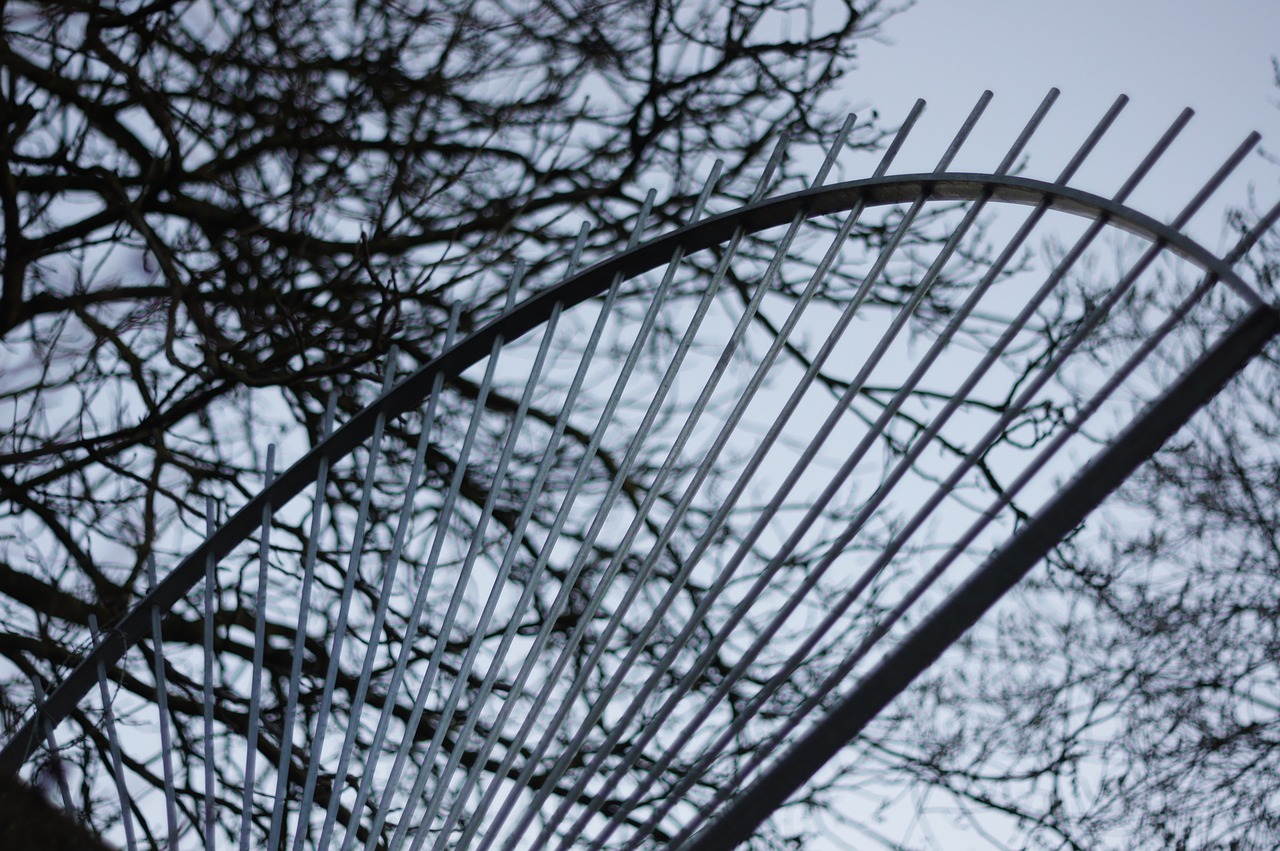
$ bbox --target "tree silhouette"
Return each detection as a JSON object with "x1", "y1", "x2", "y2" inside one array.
[
  {"x1": 0, "y1": 0, "x2": 915, "y2": 846},
  {"x1": 876, "y1": 221, "x2": 1280, "y2": 850},
  {"x1": 5, "y1": 2, "x2": 1279, "y2": 850}
]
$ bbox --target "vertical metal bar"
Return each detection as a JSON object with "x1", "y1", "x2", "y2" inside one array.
[
  {"x1": 385, "y1": 232, "x2": 596, "y2": 851},
  {"x1": 521, "y1": 97, "x2": 991, "y2": 851},
  {"x1": 1222, "y1": 197, "x2": 1280, "y2": 267},
  {"x1": 88, "y1": 613, "x2": 138, "y2": 851},
  {"x1": 146, "y1": 557, "x2": 180, "y2": 850},
  {"x1": 878, "y1": 99, "x2": 927, "y2": 178},
  {"x1": 533, "y1": 113, "x2": 878, "y2": 849},
  {"x1": 473, "y1": 159, "x2": 789, "y2": 851},
  {"x1": 373, "y1": 295, "x2": 543, "y2": 849},
  {"x1": 1170, "y1": 132, "x2": 1261, "y2": 230},
  {"x1": 422, "y1": 195, "x2": 658, "y2": 851},
  {"x1": 504, "y1": 101, "x2": 916, "y2": 849},
  {"x1": 506, "y1": 132, "x2": 823, "y2": 851},
  {"x1": 371, "y1": 270, "x2": 560, "y2": 851},
  {"x1": 30, "y1": 677, "x2": 75, "y2": 815},
  {"x1": 322, "y1": 301, "x2": 463, "y2": 850},
  {"x1": 329, "y1": 372, "x2": 448, "y2": 849},
  {"x1": 511, "y1": 111, "x2": 929, "y2": 830},
  {"x1": 630, "y1": 101, "x2": 1208, "y2": 846},
  {"x1": 440, "y1": 166, "x2": 728, "y2": 851},
  {"x1": 1056, "y1": 95, "x2": 1129, "y2": 184},
  {"x1": 321, "y1": 264, "x2": 527, "y2": 851},
  {"x1": 582, "y1": 90, "x2": 1055, "y2": 851},
  {"x1": 1116, "y1": 108, "x2": 1194, "y2": 203},
  {"x1": 202, "y1": 497, "x2": 218, "y2": 847},
  {"x1": 332, "y1": 282, "x2": 509, "y2": 850},
  {"x1": 673, "y1": 265, "x2": 1222, "y2": 847},
  {"x1": 267, "y1": 393, "x2": 339, "y2": 850},
  {"x1": 292, "y1": 356, "x2": 402, "y2": 851},
  {"x1": 373, "y1": 304, "x2": 526, "y2": 851},
  {"x1": 934, "y1": 90, "x2": 993, "y2": 170},
  {"x1": 781, "y1": 270, "x2": 1225, "y2": 739},
  {"x1": 663, "y1": 121, "x2": 1260, "y2": 851},
  {"x1": 240, "y1": 445, "x2": 276, "y2": 849}
]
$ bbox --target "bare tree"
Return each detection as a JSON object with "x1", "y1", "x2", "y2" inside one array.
[
  {"x1": 0, "y1": 0, "x2": 924, "y2": 846},
  {"x1": 13, "y1": 2, "x2": 1272, "y2": 850},
  {"x1": 857, "y1": 216, "x2": 1280, "y2": 850}
]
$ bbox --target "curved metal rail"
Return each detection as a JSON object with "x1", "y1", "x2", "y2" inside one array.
[
  {"x1": 4, "y1": 90, "x2": 1279, "y2": 849},
  {"x1": 1, "y1": 174, "x2": 1267, "y2": 780}
]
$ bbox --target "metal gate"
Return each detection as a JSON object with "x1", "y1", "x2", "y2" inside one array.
[{"x1": 3, "y1": 90, "x2": 1278, "y2": 849}]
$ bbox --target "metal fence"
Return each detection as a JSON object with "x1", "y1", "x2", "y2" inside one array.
[{"x1": 3, "y1": 90, "x2": 1279, "y2": 849}]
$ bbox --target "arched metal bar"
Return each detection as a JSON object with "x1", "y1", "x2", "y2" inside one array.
[{"x1": 0, "y1": 171, "x2": 1267, "y2": 779}]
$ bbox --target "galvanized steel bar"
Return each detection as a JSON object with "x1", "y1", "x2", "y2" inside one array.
[
  {"x1": 769, "y1": 191, "x2": 1280, "y2": 785},
  {"x1": 2, "y1": 92, "x2": 1276, "y2": 851},
  {"x1": 89, "y1": 613, "x2": 138, "y2": 851},
  {"x1": 346, "y1": 303, "x2": 463, "y2": 848},
  {"x1": 516, "y1": 119, "x2": 863, "y2": 850},
  {"x1": 425, "y1": 195, "x2": 659, "y2": 851},
  {"x1": 536, "y1": 105, "x2": 932, "y2": 849},
  {"x1": 663, "y1": 124, "x2": 1265, "y2": 850},
  {"x1": 201, "y1": 498, "x2": 217, "y2": 847},
  {"x1": 30, "y1": 678, "x2": 75, "y2": 815},
  {"x1": 452, "y1": 164, "x2": 731, "y2": 851},
  {"x1": 240, "y1": 446, "x2": 276, "y2": 850},
  {"x1": 146, "y1": 557, "x2": 180, "y2": 851},
  {"x1": 589, "y1": 91, "x2": 1070, "y2": 848},
  {"x1": 292, "y1": 358, "x2": 401, "y2": 851},
  {"x1": 367, "y1": 263, "x2": 539, "y2": 851},
  {"x1": 266, "y1": 393, "x2": 338, "y2": 850}
]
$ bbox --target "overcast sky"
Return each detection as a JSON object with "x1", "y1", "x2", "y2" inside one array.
[
  {"x1": 848, "y1": 0, "x2": 1280, "y2": 251},
  {"x1": 802, "y1": 4, "x2": 1280, "y2": 847}
]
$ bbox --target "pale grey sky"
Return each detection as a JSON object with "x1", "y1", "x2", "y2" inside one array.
[
  {"x1": 850, "y1": 1, "x2": 1280, "y2": 250},
  {"x1": 792, "y1": 5, "x2": 1280, "y2": 848}
]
